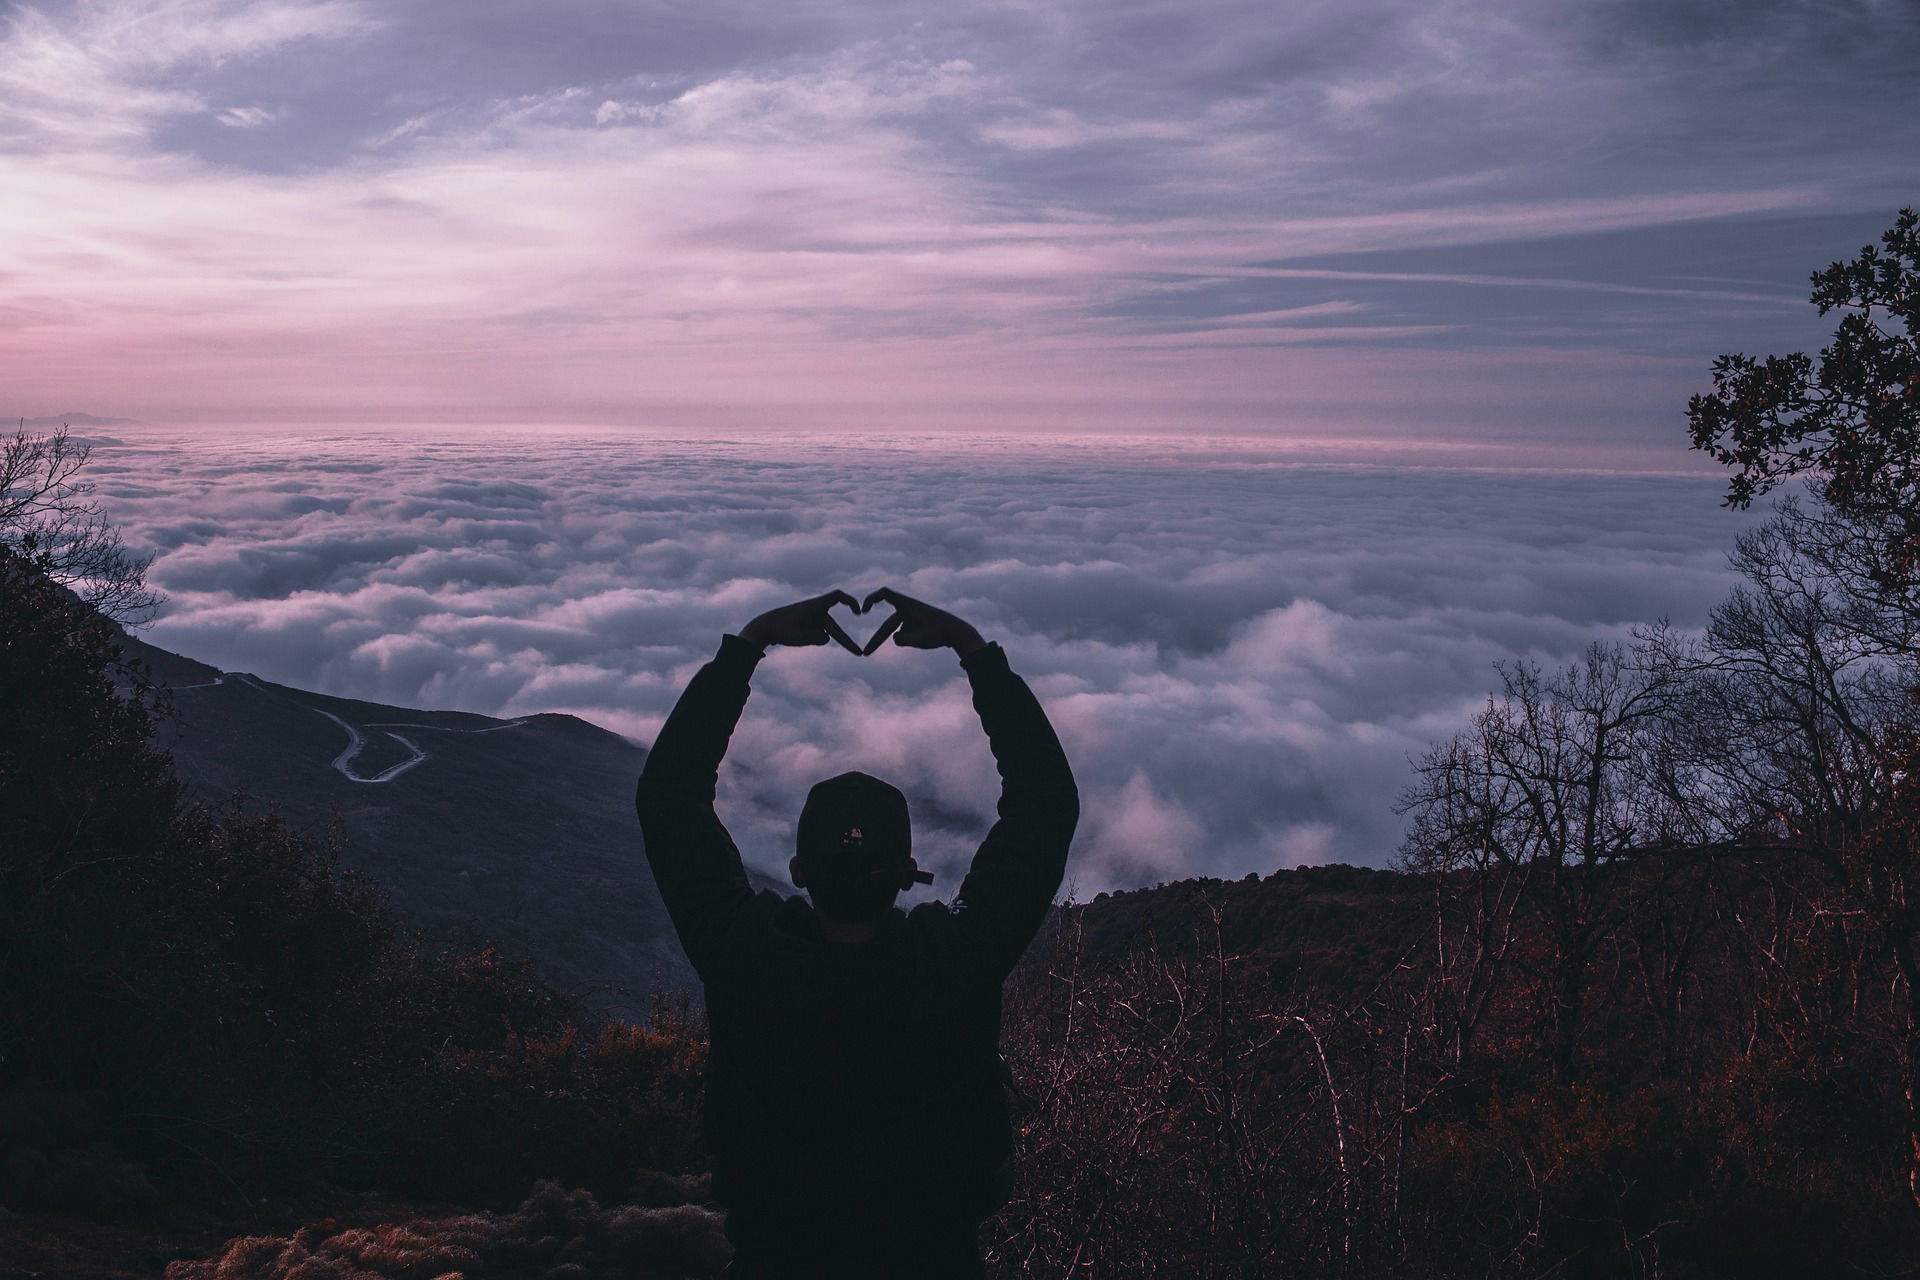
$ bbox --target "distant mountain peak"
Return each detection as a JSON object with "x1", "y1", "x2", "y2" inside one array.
[{"x1": 12, "y1": 412, "x2": 140, "y2": 427}]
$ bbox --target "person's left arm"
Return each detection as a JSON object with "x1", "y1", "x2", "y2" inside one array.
[{"x1": 635, "y1": 592, "x2": 860, "y2": 974}]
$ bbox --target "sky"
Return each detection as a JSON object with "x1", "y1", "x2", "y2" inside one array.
[
  {"x1": 3, "y1": 0, "x2": 1917, "y2": 449},
  {"x1": 90, "y1": 428, "x2": 1761, "y2": 891}
]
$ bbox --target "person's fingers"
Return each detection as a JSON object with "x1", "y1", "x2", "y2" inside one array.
[
  {"x1": 879, "y1": 588, "x2": 937, "y2": 626},
  {"x1": 861, "y1": 586, "x2": 896, "y2": 613},
  {"x1": 826, "y1": 588, "x2": 860, "y2": 614},
  {"x1": 861, "y1": 612, "x2": 903, "y2": 656},
  {"x1": 821, "y1": 613, "x2": 863, "y2": 655}
]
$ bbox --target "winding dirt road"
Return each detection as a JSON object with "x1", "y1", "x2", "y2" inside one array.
[{"x1": 174, "y1": 670, "x2": 527, "y2": 784}]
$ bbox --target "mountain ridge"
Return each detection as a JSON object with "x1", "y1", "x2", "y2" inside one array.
[
  {"x1": 122, "y1": 630, "x2": 703, "y2": 1012},
  {"x1": 11, "y1": 412, "x2": 139, "y2": 427}
]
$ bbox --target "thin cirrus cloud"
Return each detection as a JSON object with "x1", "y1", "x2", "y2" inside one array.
[
  {"x1": 1, "y1": 0, "x2": 1915, "y2": 443},
  {"x1": 215, "y1": 105, "x2": 282, "y2": 128},
  {"x1": 92, "y1": 428, "x2": 1764, "y2": 893}
]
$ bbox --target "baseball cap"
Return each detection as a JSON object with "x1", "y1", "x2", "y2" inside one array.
[{"x1": 796, "y1": 772, "x2": 933, "y2": 889}]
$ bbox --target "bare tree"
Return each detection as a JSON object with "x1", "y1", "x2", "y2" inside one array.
[
  {"x1": 1399, "y1": 642, "x2": 1691, "y2": 1078},
  {"x1": 1850, "y1": 733, "x2": 1920, "y2": 1207},
  {"x1": 1653, "y1": 505, "x2": 1915, "y2": 857},
  {"x1": 1397, "y1": 727, "x2": 1535, "y2": 1073},
  {"x1": 1751, "y1": 498, "x2": 1920, "y2": 659},
  {"x1": 990, "y1": 900, "x2": 1436, "y2": 1279},
  {"x1": 1647, "y1": 500, "x2": 1920, "y2": 1204},
  {"x1": 0, "y1": 423, "x2": 158, "y2": 623}
]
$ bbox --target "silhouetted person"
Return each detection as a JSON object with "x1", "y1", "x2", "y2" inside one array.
[{"x1": 637, "y1": 588, "x2": 1079, "y2": 1279}]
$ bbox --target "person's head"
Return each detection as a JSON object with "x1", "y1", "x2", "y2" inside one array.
[{"x1": 790, "y1": 771, "x2": 923, "y2": 924}]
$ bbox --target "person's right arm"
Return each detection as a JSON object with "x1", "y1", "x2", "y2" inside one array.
[
  {"x1": 637, "y1": 591, "x2": 861, "y2": 976},
  {"x1": 636, "y1": 633, "x2": 764, "y2": 976}
]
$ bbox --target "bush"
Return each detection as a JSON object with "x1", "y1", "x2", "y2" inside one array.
[{"x1": 165, "y1": 1181, "x2": 730, "y2": 1280}]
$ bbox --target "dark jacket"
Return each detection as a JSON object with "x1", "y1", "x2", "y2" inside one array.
[{"x1": 636, "y1": 636, "x2": 1078, "y2": 1265}]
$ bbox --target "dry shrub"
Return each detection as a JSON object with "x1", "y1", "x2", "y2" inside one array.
[
  {"x1": 410, "y1": 998, "x2": 709, "y2": 1202},
  {"x1": 167, "y1": 1182, "x2": 730, "y2": 1280},
  {"x1": 990, "y1": 902, "x2": 1418, "y2": 1279},
  {"x1": 0, "y1": 1086, "x2": 157, "y2": 1212}
]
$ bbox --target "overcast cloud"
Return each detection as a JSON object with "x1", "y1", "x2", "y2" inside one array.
[
  {"x1": 92, "y1": 428, "x2": 1759, "y2": 893},
  {"x1": 2, "y1": 0, "x2": 1914, "y2": 443}
]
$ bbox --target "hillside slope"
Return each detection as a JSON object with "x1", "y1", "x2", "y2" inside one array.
[{"x1": 122, "y1": 633, "x2": 695, "y2": 1011}]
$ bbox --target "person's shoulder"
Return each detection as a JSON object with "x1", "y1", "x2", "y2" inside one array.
[
  {"x1": 691, "y1": 889, "x2": 791, "y2": 990},
  {"x1": 904, "y1": 899, "x2": 974, "y2": 949},
  {"x1": 901, "y1": 900, "x2": 1010, "y2": 988},
  {"x1": 905, "y1": 899, "x2": 959, "y2": 926},
  {"x1": 758, "y1": 889, "x2": 801, "y2": 921},
  {"x1": 714, "y1": 888, "x2": 790, "y2": 943}
]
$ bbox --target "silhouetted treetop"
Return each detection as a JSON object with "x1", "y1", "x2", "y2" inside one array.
[
  {"x1": 0, "y1": 423, "x2": 158, "y2": 623},
  {"x1": 1688, "y1": 207, "x2": 1920, "y2": 581}
]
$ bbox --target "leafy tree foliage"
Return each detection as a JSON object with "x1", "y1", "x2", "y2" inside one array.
[{"x1": 1688, "y1": 208, "x2": 1920, "y2": 587}]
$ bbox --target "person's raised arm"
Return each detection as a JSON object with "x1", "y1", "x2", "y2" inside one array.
[
  {"x1": 862, "y1": 588, "x2": 1079, "y2": 976},
  {"x1": 637, "y1": 591, "x2": 861, "y2": 973}
]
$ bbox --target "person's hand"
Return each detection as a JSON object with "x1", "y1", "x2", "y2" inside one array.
[
  {"x1": 859, "y1": 587, "x2": 987, "y2": 658},
  {"x1": 739, "y1": 591, "x2": 863, "y2": 654}
]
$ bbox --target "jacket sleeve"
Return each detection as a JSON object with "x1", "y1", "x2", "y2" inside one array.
[
  {"x1": 952, "y1": 643, "x2": 1080, "y2": 978},
  {"x1": 636, "y1": 634, "x2": 764, "y2": 976}
]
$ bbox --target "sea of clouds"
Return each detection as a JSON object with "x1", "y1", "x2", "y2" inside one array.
[{"x1": 88, "y1": 428, "x2": 1758, "y2": 896}]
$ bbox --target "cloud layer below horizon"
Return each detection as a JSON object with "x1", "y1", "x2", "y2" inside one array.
[{"x1": 93, "y1": 428, "x2": 1761, "y2": 893}]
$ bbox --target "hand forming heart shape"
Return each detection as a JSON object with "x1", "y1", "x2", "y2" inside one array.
[
  {"x1": 741, "y1": 587, "x2": 983, "y2": 656},
  {"x1": 829, "y1": 597, "x2": 890, "y2": 655}
]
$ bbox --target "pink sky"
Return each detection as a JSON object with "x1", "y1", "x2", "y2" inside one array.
[{"x1": 3, "y1": 0, "x2": 1914, "y2": 455}]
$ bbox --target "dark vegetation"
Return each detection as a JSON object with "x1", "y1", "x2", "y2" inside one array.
[
  {"x1": 0, "y1": 548, "x2": 713, "y2": 1267},
  {"x1": 119, "y1": 627, "x2": 689, "y2": 1010},
  {"x1": 4, "y1": 212, "x2": 1919, "y2": 1277},
  {"x1": 167, "y1": 1183, "x2": 729, "y2": 1280},
  {"x1": 974, "y1": 209, "x2": 1920, "y2": 1279}
]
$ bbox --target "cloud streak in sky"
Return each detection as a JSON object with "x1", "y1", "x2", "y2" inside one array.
[
  {"x1": 93, "y1": 428, "x2": 1762, "y2": 894},
  {"x1": 1, "y1": 0, "x2": 1913, "y2": 442}
]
